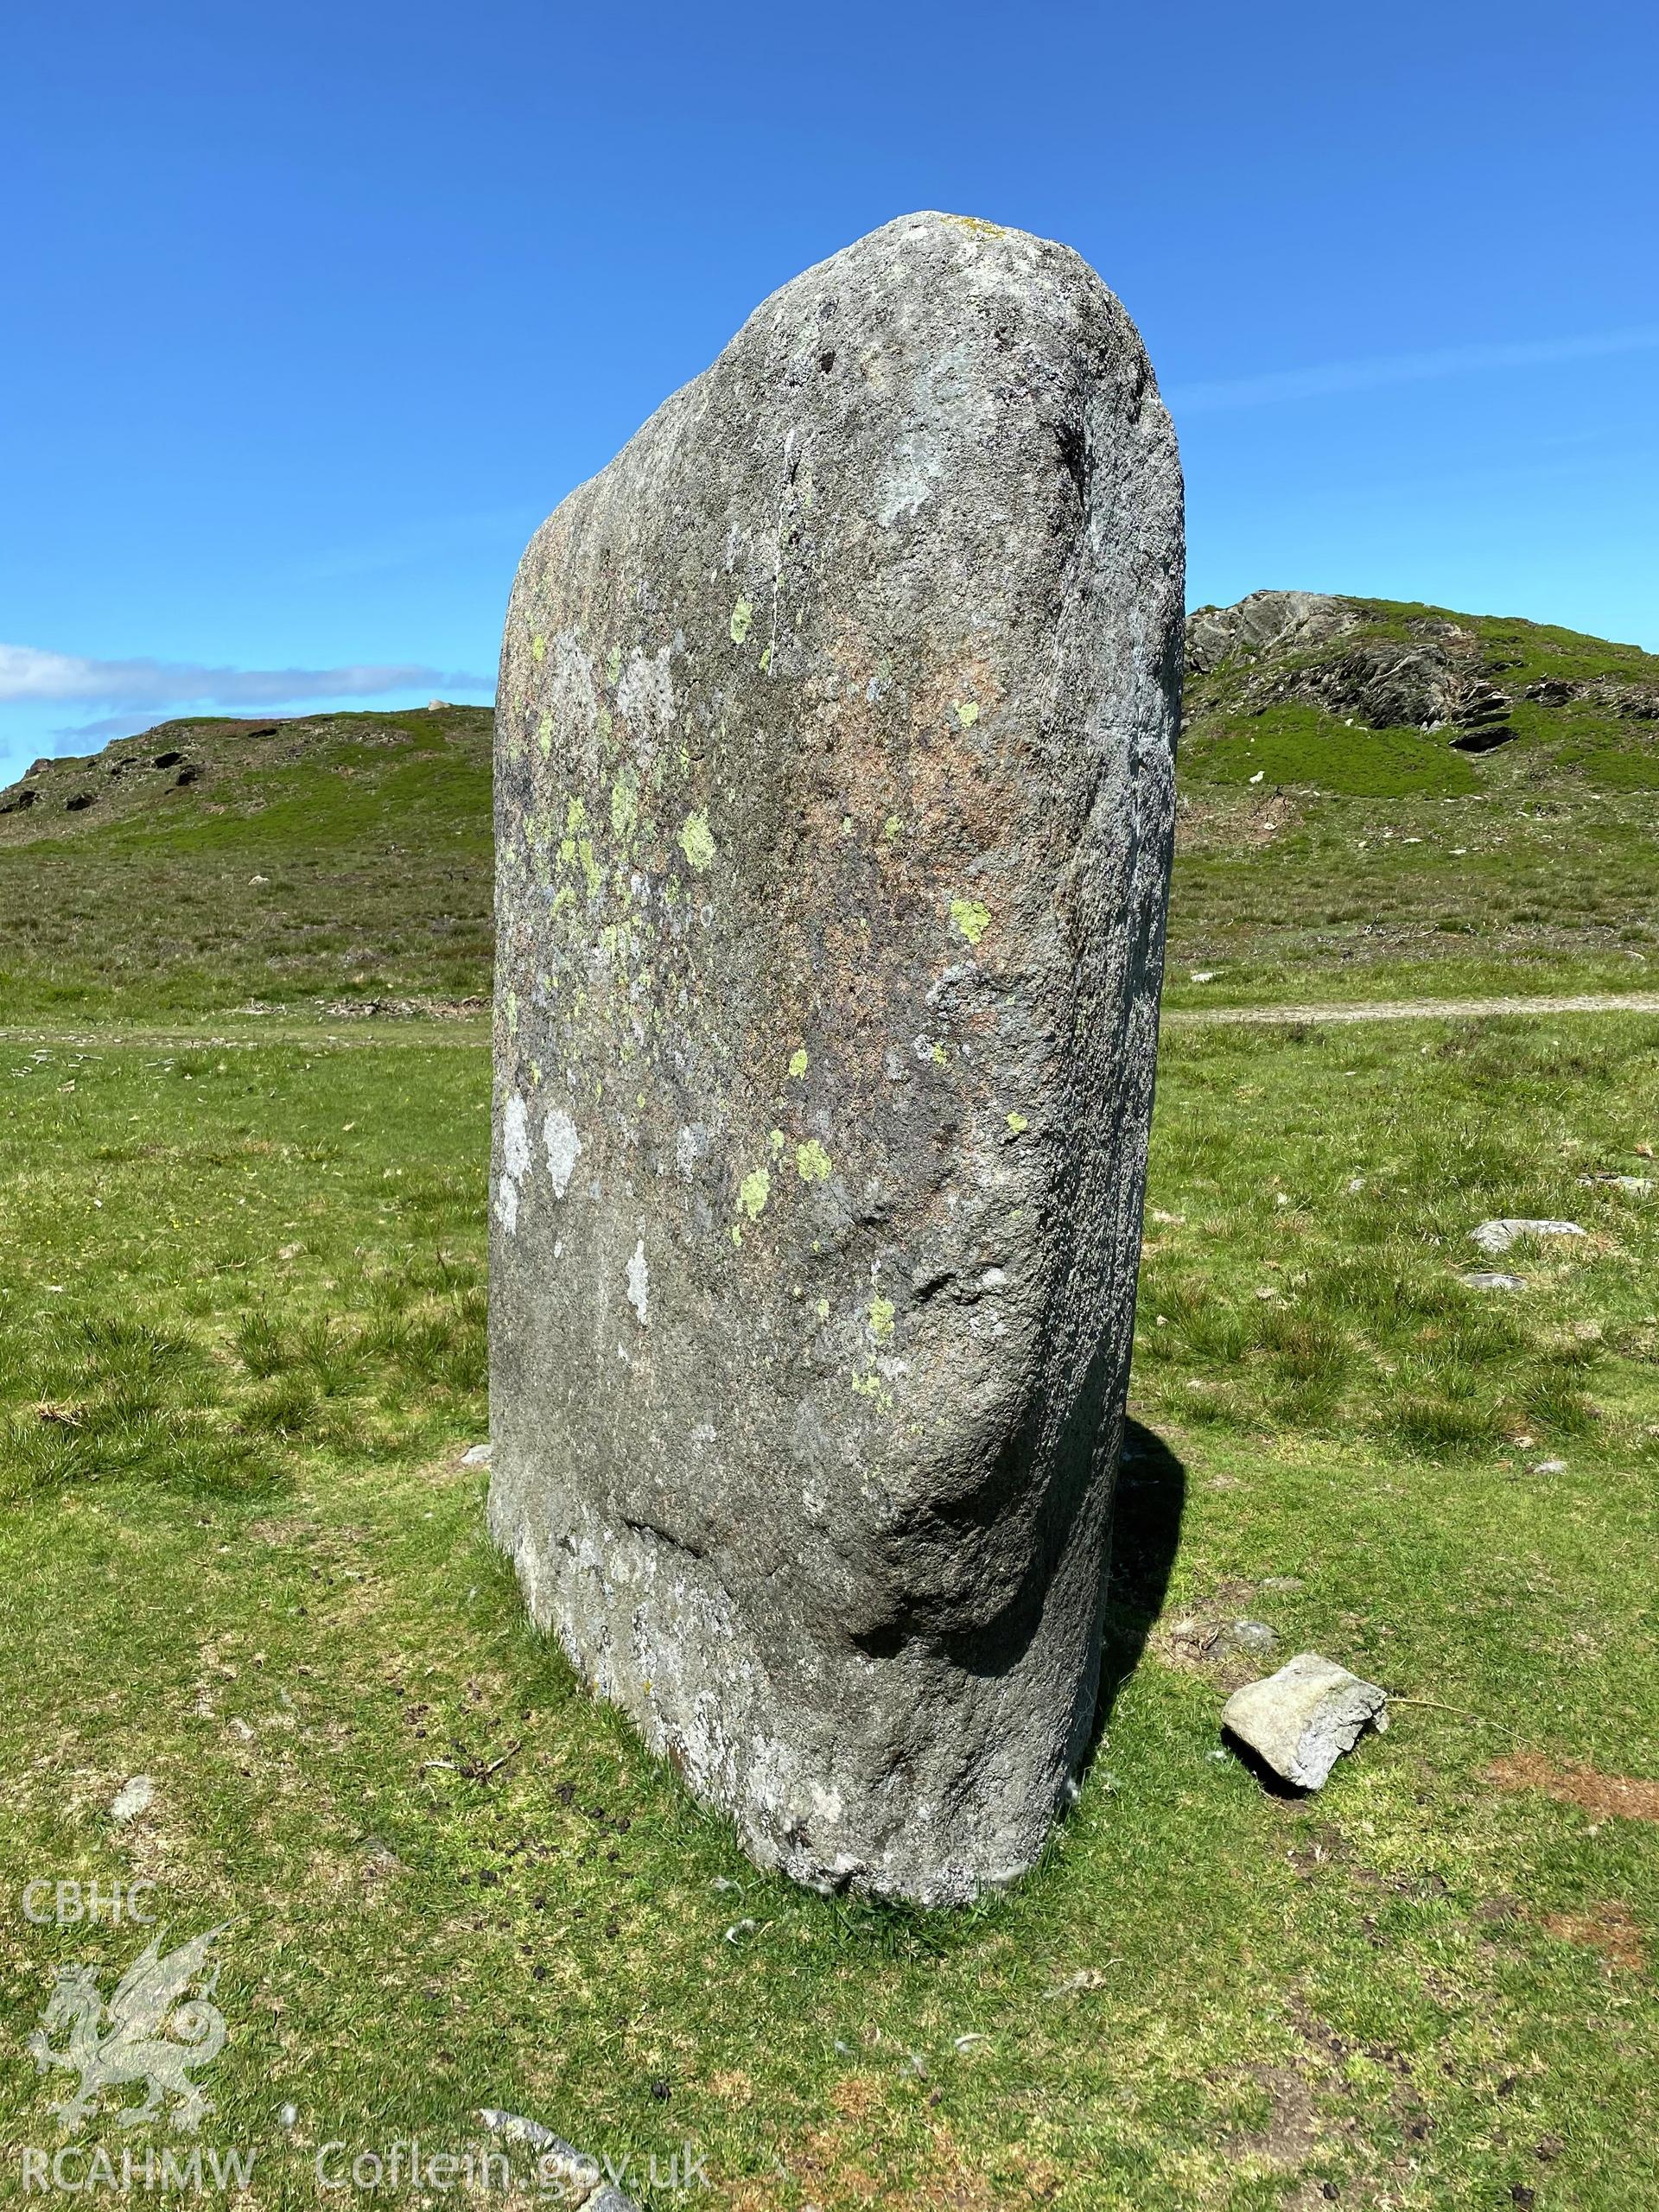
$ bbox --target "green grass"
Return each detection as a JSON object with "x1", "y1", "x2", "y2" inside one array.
[{"x1": 2, "y1": 1020, "x2": 1654, "y2": 2207}]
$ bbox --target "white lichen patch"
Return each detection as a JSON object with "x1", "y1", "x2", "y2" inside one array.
[
  {"x1": 876, "y1": 428, "x2": 944, "y2": 526},
  {"x1": 497, "y1": 1093, "x2": 532, "y2": 1234},
  {"x1": 502, "y1": 1095, "x2": 532, "y2": 1182},
  {"x1": 543, "y1": 1106, "x2": 582, "y2": 1198},
  {"x1": 617, "y1": 643, "x2": 676, "y2": 733},
  {"x1": 626, "y1": 1240, "x2": 650, "y2": 1327}
]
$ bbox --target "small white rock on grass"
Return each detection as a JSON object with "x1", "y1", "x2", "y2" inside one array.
[
  {"x1": 460, "y1": 1442, "x2": 493, "y2": 1466},
  {"x1": 476, "y1": 2111, "x2": 639, "y2": 2209},
  {"x1": 110, "y1": 1776, "x2": 155, "y2": 1822},
  {"x1": 1469, "y1": 1218, "x2": 1585, "y2": 1256},
  {"x1": 1222, "y1": 1653, "x2": 1388, "y2": 1791}
]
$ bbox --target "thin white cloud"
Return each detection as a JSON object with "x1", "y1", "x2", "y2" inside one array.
[
  {"x1": 0, "y1": 644, "x2": 492, "y2": 710},
  {"x1": 1166, "y1": 326, "x2": 1659, "y2": 415}
]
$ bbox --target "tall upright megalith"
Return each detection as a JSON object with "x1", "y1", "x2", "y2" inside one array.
[{"x1": 488, "y1": 213, "x2": 1183, "y2": 1904}]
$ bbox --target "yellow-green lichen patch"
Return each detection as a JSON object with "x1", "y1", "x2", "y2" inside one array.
[
  {"x1": 605, "y1": 643, "x2": 623, "y2": 687},
  {"x1": 760, "y1": 642, "x2": 772, "y2": 674},
  {"x1": 1006, "y1": 1111, "x2": 1029, "y2": 1134},
  {"x1": 787, "y1": 1047, "x2": 809, "y2": 1079},
  {"x1": 796, "y1": 1139, "x2": 832, "y2": 1183},
  {"x1": 531, "y1": 633, "x2": 547, "y2": 664},
  {"x1": 931, "y1": 1043, "x2": 948, "y2": 1067},
  {"x1": 596, "y1": 706, "x2": 614, "y2": 745},
  {"x1": 881, "y1": 815, "x2": 904, "y2": 842},
  {"x1": 769, "y1": 1128, "x2": 785, "y2": 1155},
  {"x1": 537, "y1": 712, "x2": 554, "y2": 760},
  {"x1": 729, "y1": 598, "x2": 754, "y2": 645},
  {"x1": 679, "y1": 810, "x2": 717, "y2": 873},
  {"x1": 949, "y1": 896, "x2": 992, "y2": 946},
  {"x1": 814, "y1": 1297, "x2": 830, "y2": 1320},
  {"x1": 738, "y1": 1166, "x2": 772, "y2": 1221},
  {"x1": 954, "y1": 701, "x2": 981, "y2": 728},
  {"x1": 867, "y1": 1294, "x2": 895, "y2": 1343}
]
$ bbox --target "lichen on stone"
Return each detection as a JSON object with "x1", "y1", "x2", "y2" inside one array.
[
  {"x1": 678, "y1": 810, "x2": 716, "y2": 873},
  {"x1": 948, "y1": 897, "x2": 992, "y2": 945},
  {"x1": 737, "y1": 1166, "x2": 771, "y2": 1221}
]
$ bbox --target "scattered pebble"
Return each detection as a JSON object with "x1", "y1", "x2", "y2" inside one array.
[
  {"x1": 1222, "y1": 1653, "x2": 1389, "y2": 1791},
  {"x1": 476, "y1": 2111, "x2": 638, "y2": 2208},
  {"x1": 276, "y1": 2104, "x2": 298, "y2": 2131},
  {"x1": 1460, "y1": 1270, "x2": 1526, "y2": 1292},
  {"x1": 1579, "y1": 1173, "x2": 1652, "y2": 1194},
  {"x1": 1470, "y1": 1218, "x2": 1586, "y2": 1255},
  {"x1": 110, "y1": 1776, "x2": 155, "y2": 1822},
  {"x1": 1212, "y1": 1619, "x2": 1277, "y2": 1660},
  {"x1": 1529, "y1": 1459, "x2": 1568, "y2": 1476},
  {"x1": 1189, "y1": 970, "x2": 1217, "y2": 983},
  {"x1": 460, "y1": 1441, "x2": 493, "y2": 1466}
]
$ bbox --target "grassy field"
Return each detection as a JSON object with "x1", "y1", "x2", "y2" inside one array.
[{"x1": 2, "y1": 1010, "x2": 1654, "y2": 2208}]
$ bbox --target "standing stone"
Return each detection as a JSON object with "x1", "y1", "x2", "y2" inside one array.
[{"x1": 488, "y1": 212, "x2": 1183, "y2": 1904}]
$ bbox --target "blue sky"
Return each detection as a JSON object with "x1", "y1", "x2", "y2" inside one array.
[{"x1": 4, "y1": 0, "x2": 1655, "y2": 780}]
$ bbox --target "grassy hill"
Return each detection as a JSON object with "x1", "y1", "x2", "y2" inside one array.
[
  {"x1": 1172, "y1": 592, "x2": 1659, "y2": 1006},
  {"x1": 0, "y1": 705, "x2": 493, "y2": 1019},
  {"x1": 2, "y1": 594, "x2": 1655, "y2": 1020}
]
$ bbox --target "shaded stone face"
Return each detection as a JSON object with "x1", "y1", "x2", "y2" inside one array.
[{"x1": 488, "y1": 212, "x2": 1183, "y2": 1904}]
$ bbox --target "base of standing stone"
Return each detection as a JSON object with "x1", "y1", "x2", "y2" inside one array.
[{"x1": 488, "y1": 1461, "x2": 1113, "y2": 1904}]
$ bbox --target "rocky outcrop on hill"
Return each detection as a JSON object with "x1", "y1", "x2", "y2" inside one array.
[
  {"x1": 1184, "y1": 591, "x2": 1360, "y2": 674},
  {"x1": 1185, "y1": 591, "x2": 1658, "y2": 753}
]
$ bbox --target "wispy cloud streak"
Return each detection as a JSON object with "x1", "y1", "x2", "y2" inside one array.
[
  {"x1": 0, "y1": 645, "x2": 491, "y2": 711},
  {"x1": 1166, "y1": 326, "x2": 1659, "y2": 415}
]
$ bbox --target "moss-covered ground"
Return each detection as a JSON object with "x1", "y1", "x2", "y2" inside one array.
[{"x1": 2, "y1": 1013, "x2": 1653, "y2": 2208}]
